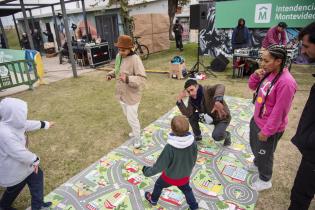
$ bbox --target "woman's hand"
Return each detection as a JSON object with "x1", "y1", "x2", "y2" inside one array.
[
  {"x1": 254, "y1": 69, "x2": 266, "y2": 79},
  {"x1": 258, "y1": 132, "x2": 268, "y2": 142}
]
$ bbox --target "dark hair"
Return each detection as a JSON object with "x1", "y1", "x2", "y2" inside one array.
[
  {"x1": 175, "y1": 19, "x2": 179, "y2": 24},
  {"x1": 278, "y1": 22, "x2": 287, "y2": 29},
  {"x1": 171, "y1": 115, "x2": 189, "y2": 136},
  {"x1": 238, "y1": 18, "x2": 245, "y2": 27},
  {"x1": 298, "y1": 22, "x2": 315, "y2": 44},
  {"x1": 253, "y1": 45, "x2": 287, "y2": 118},
  {"x1": 184, "y1": 79, "x2": 198, "y2": 89}
]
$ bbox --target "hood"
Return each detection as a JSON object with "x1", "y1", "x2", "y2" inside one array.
[
  {"x1": 0, "y1": 98, "x2": 28, "y2": 129},
  {"x1": 167, "y1": 132, "x2": 194, "y2": 149}
]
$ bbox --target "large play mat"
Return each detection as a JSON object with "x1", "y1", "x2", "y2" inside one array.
[{"x1": 44, "y1": 96, "x2": 258, "y2": 210}]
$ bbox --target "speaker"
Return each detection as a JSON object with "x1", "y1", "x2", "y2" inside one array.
[
  {"x1": 86, "y1": 43, "x2": 111, "y2": 68},
  {"x1": 190, "y1": 4, "x2": 209, "y2": 30},
  {"x1": 210, "y1": 54, "x2": 229, "y2": 72}
]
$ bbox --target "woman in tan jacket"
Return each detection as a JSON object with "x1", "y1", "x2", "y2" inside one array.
[{"x1": 106, "y1": 35, "x2": 146, "y2": 148}]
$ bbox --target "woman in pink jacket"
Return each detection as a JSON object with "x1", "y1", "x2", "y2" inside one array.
[{"x1": 247, "y1": 45, "x2": 297, "y2": 191}]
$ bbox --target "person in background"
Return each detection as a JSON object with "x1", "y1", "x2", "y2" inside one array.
[
  {"x1": 0, "y1": 98, "x2": 54, "y2": 210},
  {"x1": 231, "y1": 18, "x2": 250, "y2": 52},
  {"x1": 43, "y1": 30, "x2": 54, "y2": 43},
  {"x1": 95, "y1": 34, "x2": 105, "y2": 44},
  {"x1": 176, "y1": 79, "x2": 231, "y2": 146},
  {"x1": 21, "y1": 33, "x2": 30, "y2": 50},
  {"x1": 247, "y1": 45, "x2": 297, "y2": 191},
  {"x1": 106, "y1": 35, "x2": 146, "y2": 148},
  {"x1": 143, "y1": 115, "x2": 198, "y2": 210},
  {"x1": 262, "y1": 22, "x2": 288, "y2": 49},
  {"x1": 288, "y1": 22, "x2": 315, "y2": 210},
  {"x1": 0, "y1": 34, "x2": 7, "y2": 49},
  {"x1": 173, "y1": 19, "x2": 184, "y2": 51},
  {"x1": 32, "y1": 29, "x2": 42, "y2": 52}
]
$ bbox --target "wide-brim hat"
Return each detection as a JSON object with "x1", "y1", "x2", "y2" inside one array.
[{"x1": 114, "y1": 35, "x2": 134, "y2": 49}]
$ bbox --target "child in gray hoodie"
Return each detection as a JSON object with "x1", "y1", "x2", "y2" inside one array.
[
  {"x1": 142, "y1": 115, "x2": 198, "y2": 210},
  {"x1": 0, "y1": 98, "x2": 53, "y2": 210}
]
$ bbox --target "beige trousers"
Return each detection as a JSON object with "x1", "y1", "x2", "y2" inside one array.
[{"x1": 119, "y1": 101, "x2": 141, "y2": 138}]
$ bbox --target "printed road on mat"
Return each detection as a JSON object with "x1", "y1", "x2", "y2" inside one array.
[{"x1": 44, "y1": 96, "x2": 258, "y2": 210}]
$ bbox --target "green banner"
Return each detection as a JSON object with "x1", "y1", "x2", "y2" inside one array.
[{"x1": 215, "y1": 0, "x2": 315, "y2": 28}]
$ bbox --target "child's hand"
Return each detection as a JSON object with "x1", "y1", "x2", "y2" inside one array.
[
  {"x1": 119, "y1": 73, "x2": 127, "y2": 82},
  {"x1": 33, "y1": 164, "x2": 39, "y2": 174},
  {"x1": 48, "y1": 121, "x2": 55, "y2": 128},
  {"x1": 32, "y1": 157, "x2": 40, "y2": 174}
]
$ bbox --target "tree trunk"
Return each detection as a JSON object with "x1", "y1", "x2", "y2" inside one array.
[{"x1": 168, "y1": 0, "x2": 178, "y2": 40}]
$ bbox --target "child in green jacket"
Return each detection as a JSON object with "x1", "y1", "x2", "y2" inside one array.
[{"x1": 142, "y1": 115, "x2": 198, "y2": 210}]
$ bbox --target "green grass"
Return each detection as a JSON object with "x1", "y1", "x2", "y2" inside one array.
[
  {"x1": 1, "y1": 42, "x2": 315, "y2": 209},
  {"x1": 143, "y1": 42, "x2": 213, "y2": 71},
  {"x1": 5, "y1": 29, "x2": 21, "y2": 50}
]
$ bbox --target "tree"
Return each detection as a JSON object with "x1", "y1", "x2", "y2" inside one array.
[
  {"x1": 106, "y1": 0, "x2": 190, "y2": 39},
  {"x1": 107, "y1": 0, "x2": 133, "y2": 36},
  {"x1": 168, "y1": 0, "x2": 190, "y2": 39}
]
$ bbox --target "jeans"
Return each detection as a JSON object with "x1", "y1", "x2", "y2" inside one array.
[
  {"x1": 189, "y1": 112, "x2": 229, "y2": 141},
  {"x1": 0, "y1": 168, "x2": 44, "y2": 210},
  {"x1": 151, "y1": 177, "x2": 198, "y2": 210}
]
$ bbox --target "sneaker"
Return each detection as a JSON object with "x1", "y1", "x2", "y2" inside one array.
[
  {"x1": 145, "y1": 192, "x2": 157, "y2": 206},
  {"x1": 194, "y1": 135, "x2": 202, "y2": 142},
  {"x1": 250, "y1": 178, "x2": 272, "y2": 191},
  {"x1": 128, "y1": 132, "x2": 134, "y2": 137},
  {"x1": 245, "y1": 162, "x2": 258, "y2": 173},
  {"x1": 42, "y1": 202, "x2": 52, "y2": 208},
  {"x1": 223, "y1": 131, "x2": 231, "y2": 146},
  {"x1": 133, "y1": 138, "x2": 142, "y2": 149}
]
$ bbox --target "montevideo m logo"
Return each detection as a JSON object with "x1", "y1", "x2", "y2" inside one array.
[{"x1": 255, "y1": 3, "x2": 272, "y2": 23}]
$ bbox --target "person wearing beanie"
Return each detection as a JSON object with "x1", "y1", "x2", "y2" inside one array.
[
  {"x1": 106, "y1": 35, "x2": 146, "y2": 148},
  {"x1": 142, "y1": 115, "x2": 198, "y2": 210},
  {"x1": 289, "y1": 22, "x2": 315, "y2": 210},
  {"x1": 262, "y1": 22, "x2": 288, "y2": 49},
  {"x1": 231, "y1": 18, "x2": 251, "y2": 52},
  {"x1": 176, "y1": 79, "x2": 232, "y2": 146},
  {"x1": 248, "y1": 45, "x2": 297, "y2": 192},
  {"x1": 0, "y1": 98, "x2": 54, "y2": 210}
]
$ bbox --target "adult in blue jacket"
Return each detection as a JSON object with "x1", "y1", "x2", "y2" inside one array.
[{"x1": 231, "y1": 18, "x2": 250, "y2": 52}]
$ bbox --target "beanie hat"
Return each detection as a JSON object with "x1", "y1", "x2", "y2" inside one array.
[
  {"x1": 171, "y1": 115, "x2": 189, "y2": 137},
  {"x1": 114, "y1": 35, "x2": 134, "y2": 49}
]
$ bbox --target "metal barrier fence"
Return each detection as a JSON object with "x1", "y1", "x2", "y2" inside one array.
[{"x1": 0, "y1": 60, "x2": 38, "y2": 91}]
